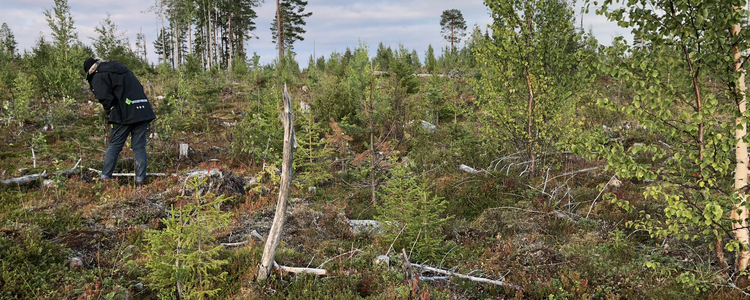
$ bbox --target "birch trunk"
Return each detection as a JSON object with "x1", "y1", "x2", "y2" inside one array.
[
  {"x1": 524, "y1": 15, "x2": 535, "y2": 177},
  {"x1": 257, "y1": 84, "x2": 295, "y2": 280},
  {"x1": 732, "y1": 17, "x2": 750, "y2": 272}
]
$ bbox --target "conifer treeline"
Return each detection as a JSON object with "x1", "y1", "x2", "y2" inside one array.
[{"x1": 151, "y1": 0, "x2": 261, "y2": 70}]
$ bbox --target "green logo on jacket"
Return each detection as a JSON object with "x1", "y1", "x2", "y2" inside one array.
[{"x1": 125, "y1": 98, "x2": 131, "y2": 105}]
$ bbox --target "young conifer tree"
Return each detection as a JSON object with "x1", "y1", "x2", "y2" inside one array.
[
  {"x1": 144, "y1": 177, "x2": 232, "y2": 299},
  {"x1": 293, "y1": 106, "x2": 333, "y2": 189},
  {"x1": 377, "y1": 163, "x2": 453, "y2": 262}
]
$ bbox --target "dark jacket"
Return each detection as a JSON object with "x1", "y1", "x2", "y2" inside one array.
[{"x1": 88, "y1": 61, "x2": 156, "y2": 124}]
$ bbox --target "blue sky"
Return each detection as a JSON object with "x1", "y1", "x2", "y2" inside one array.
[{"x1": 0, "y1": 0, "x2": 632, "y2": 68}]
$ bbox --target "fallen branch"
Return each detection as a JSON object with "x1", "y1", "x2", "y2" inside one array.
[
  {"x1": 546, "y1": 166, "x2": 603, "y2": 182},
  {"x1": 420, "y1": 276, "x2": 450, "y2": 281},
  {"x1": 412, "y1": 263, "x2": 523, "y2": 290},
  {"x1": 87, "y1": 168, "x2": 174, "y2": 177},
  {"x1": 221, "y1": 230, "x2": 265, "y2": 247},
  {"x1": 220, "y1": 241, "x2": 248, "y2": 247},
  {"x1": 488, "y1": 206, "x2": 546, "y2": 214},
  {"x1": 488, "y1": 206, "x2": 575, "y2": 222},
  {"x1": 586, "y1": 174, "x2": 617, "y2": 218},
  {"x1": 385, "y1": 225, "x2": 407, "y2": 256},
  {"x1": 1, "y1": 170, "x2": 48, "y2": 187},
  {"x1": 658, "y1": 140, "x2": 673, "y2": 149},
  {"x1": 54, "y1": 158, "x2": 82, "y2": 177},
  {"x1": 2, "y1": 159, "x2": 83, "y2": 187},
  {"x1": 250, "y1": 230, "x2": 264, "y2": 242},
  {"x1": 273, "y1": 261, "x2": 328, "y2": 276},
  {"x1": 318, "y1": 249, "x2": 361, "y2": 268},
  {"x1": 184, "y1": 169, "x2": 222, "y2": 179},
  {"x1": 488, "y1": 152, "x2": 522, "y2": 171}
]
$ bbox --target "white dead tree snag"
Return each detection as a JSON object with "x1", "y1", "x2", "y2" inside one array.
[{"x1": 257, "y1": 84, "x2": 296, "y2": 280}]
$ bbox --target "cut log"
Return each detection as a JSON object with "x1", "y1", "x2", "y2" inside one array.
[
  {"x1": 411, "y1": 263, "x2": 523, "y2": 290},
  {"x1": 179, "y1": 143, "x2": 189, "y2": 159}
]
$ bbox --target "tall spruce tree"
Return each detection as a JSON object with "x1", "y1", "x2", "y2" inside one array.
[
  {"x1": 43, "y1": 0, "x2": 78, "y2": 60},
  {"x1": 440, "y1": 9, "x2": 467, "y2": 52},
  {"x1": 271, "y1": 0, "x2": 312, "y2": 59},
  {"x1": 135, "y1": 31, "x2": 148, "y2": 62},
  {"x1": 223, "y1": 0, "x2": 260, "y2": 62},
  {"x1": 0, "y1": 23, "x2": 17, "y2": 56},
  {"x1": 374, "y1": 42, "x2": 393, "y2": 71},
  {"x1": 90, "y1": 13, "x2": 128, "y2": 59},
  {"x1": 154, "y1": 28, "x2": 174, "y2": 64},
  {"x1": 40, "y1": 0, "x2": 88, "y2": 97},
  {"x1": 424, "y1": 44, "x2": 437, "y2": 73}
]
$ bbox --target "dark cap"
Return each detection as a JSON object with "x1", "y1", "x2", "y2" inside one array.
[{"x1": 83, "y1": 58, "x2": 96, "y2": 73}]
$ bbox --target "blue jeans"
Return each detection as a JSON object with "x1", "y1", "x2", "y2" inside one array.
[{"x1": 102, "y1": 121, "x2": 150, "y2": 182}]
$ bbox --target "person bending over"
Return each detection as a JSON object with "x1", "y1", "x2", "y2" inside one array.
[{"x1": 84, "y1": 58, "x2": 156, "y2": 185}]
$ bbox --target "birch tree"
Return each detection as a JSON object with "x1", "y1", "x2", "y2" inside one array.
[
  {"x1": 585, "y1": 0, "x2": 750, "y2": 273},
  {"x1": 474, "y1": 0, "x2": 584, "y2": 177}
]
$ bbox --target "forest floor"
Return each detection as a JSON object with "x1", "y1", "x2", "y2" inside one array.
[{"x1": 0, "y1": 79, "x2": 747, "y2": 300}]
